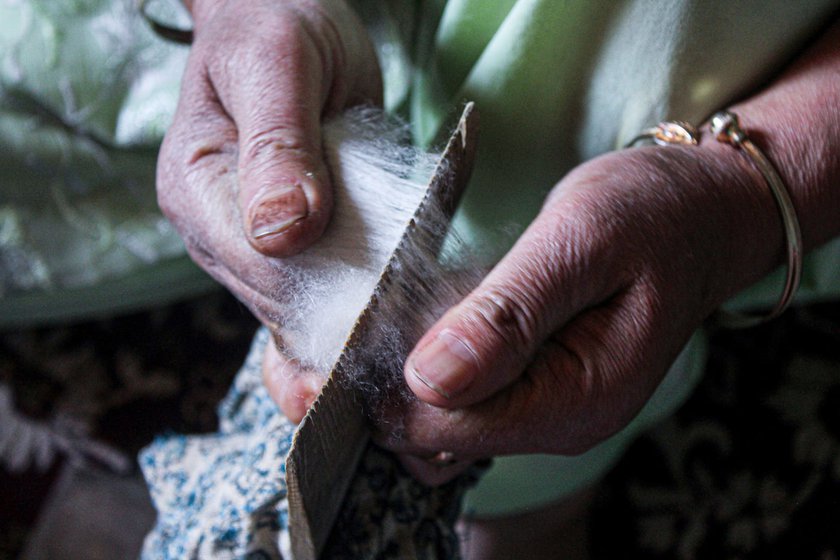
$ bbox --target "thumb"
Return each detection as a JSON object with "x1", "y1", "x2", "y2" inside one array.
[
  {"x1": 210, "y1": 17, "x2": 335, "y2": 257},
  {"x1": 404, "y1": 205, "x2": 617, "y2": 409},
  {"x1": 193, "y1": 1, "x2": 382, "y2": 257}
]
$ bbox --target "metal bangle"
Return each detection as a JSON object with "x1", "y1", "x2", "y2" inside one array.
[{"x1": 626, "y1": 110, "x2": 803, "y2": 329}]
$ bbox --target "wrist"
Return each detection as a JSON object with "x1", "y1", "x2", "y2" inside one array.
[{"x1": 695, "y1": 119, "x2": 801, "y2": 324}]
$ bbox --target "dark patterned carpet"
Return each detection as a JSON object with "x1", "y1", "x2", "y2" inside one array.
[
  {"x1": 593, "y1": 303, "x2": 840, "y2": 559},
  {"x1": 1, "y1": 290, "x2": 838, "y2": 559}
]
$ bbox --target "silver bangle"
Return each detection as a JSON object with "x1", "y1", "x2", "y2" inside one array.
[{"x1": 626, "y1": 111, "x2": 803, "y2": 329}]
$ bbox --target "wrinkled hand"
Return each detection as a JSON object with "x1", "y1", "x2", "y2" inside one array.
[
  {"x1": 157, "y1": 0, "x2": 380, "y2": 413},
  {"x1": 161, "y1": 5, "x2": 838, "y2": 487},
  {"x1": 378, "y1": 140, "x2": 783, "y2": 484},
  {"x1": 386, "y1": 18, "x2": 840, "y2": 484}
]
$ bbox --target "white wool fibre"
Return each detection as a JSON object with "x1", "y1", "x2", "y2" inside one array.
[{"x1": 271, "y1": 108, "x2": 487, "y2": 394}]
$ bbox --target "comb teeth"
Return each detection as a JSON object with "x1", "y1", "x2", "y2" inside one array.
[{"x1": 285, "y1": 103, "x2": 479, "y2": 560}]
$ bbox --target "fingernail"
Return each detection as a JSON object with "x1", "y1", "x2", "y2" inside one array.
[
  {"x1": 409, "y1": 329, "x2": 478, "y2": 399},
  {"x1": 250, "y1": 185, "x2": 308, "y2": 239}
]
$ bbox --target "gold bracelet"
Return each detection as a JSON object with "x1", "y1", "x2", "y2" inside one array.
[{"x1": 626, "y1": 111, "x2": 803, "y2": 329}]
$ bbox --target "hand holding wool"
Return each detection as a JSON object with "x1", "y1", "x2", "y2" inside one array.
[
  {"x1": 157, "y1": 0, "x2": 380, "y2": 416},
  {"x1": 377, "y1": 142, "x2": 779, "y2": 483},
  {"x1": 375, "y1": 19, "x2": 840, "y2": 487},
  {"x1": 156, "y1": 0, "x2": 380, "y2": 313},
  {"x1": 390, "y1": 103, "x2": 839, "y2": 486}
]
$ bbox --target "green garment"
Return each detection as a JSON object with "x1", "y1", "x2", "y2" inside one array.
[
  {"x1": 360, "y1": 0, "x2": 840, "y2": 515},
  {"x1": 369, "y1": 0, "x2": 840, "y2": 281},
  {"x1": 0, "y1": 1, "x2": 213, "y2": 326}
]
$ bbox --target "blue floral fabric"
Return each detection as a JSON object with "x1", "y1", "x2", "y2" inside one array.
[
  {"x1": 322, "y1": 445, "x2": 486, "y2": 560},
  {"x1": 141, "y1": 328, "x2": 295, "y2": 559},
  {"x1": 140, "y1": 328, "x2": 483, "y2": 559}
]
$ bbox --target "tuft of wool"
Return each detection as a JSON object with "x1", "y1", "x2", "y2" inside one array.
[{"x1": 268, "y1": 108, "x2": 490, "y2": 418}]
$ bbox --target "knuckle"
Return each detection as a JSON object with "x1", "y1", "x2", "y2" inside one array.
[
  {"x1": 155, "y1": 178, "x2": 181, "y2": 225},
  {"x1": 155, "y1": 186, "x2": 176, "y2": 221},
  {"x1": 529, "y1": 340, "x2": 616, "y2": 454},
  {"x1": 240, "y1": 126, "x2": 314, "y2": 169},
  {"x1": 184, "y1": 136, "x2": 234, "y2": 169},
  {"x1": 182, "y1": 234, "x2": 219, "y2": 271},
  {"x1": 552, "y1": 338, "x2": 648, "y2": 450},
  {"x1": 155, "y1": 137, "x2": 206, "y2": 221},
  {"x1": 468, "y1": 287, "x2": 542, "y2": 358},
  {"x1": 155, "y1": 171, "x2": 193, "y2": 235}
]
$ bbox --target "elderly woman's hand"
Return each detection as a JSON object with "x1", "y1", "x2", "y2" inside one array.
[
  {"x1": 377, "y1": 17, "x2": 840, "y2": 484},
  {"x1": 372, "y1": 138, "x2": 781, "y2": 483},
  {"x1": 156, "y1": 0, "x2": 380, "y2": 417}
]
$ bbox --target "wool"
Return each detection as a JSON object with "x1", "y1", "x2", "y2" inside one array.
[{"x1": 268, "y1": 107, "x2": 488, "y2": 411}]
